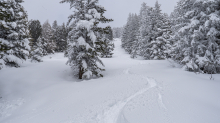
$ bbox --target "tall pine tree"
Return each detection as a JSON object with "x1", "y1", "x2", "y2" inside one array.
[
  {"x1": 28, "y1": 19, "x2": 44, "y2": 62},
  {"x1": 54, "y1": 23, "x2": 68, "y2": 52},
  {"x1": 42, "y1": 20, "x2": 56, "y2": 54},
  {"x1": 61, "y1": 0, "x2": 113, "y2": 79}
]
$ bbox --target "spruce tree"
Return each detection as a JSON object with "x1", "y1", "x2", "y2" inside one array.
[
  {"x1": 132, "y1": 2, "x2": 150, "y2": 59},
  {"x1": 0, "y1": 0, "x2": 30, "y2": 68},
  {"x1": 28, "y1": 20, "x2": 42, "y2": 47},
  {"x1": 171, "y1": 0, "x2": 220, "y2": 73},
  {"x1": 121, "y1": 13, "x2": 139, "y2": 54},
  {"x1": 54, "y1": 23, "x2": 68, "y2": 52},
  {"x1": 138, "y1": 5, "x2": 155, "y2": 59},
  {"x1": 30, "y1": 37, "x2": 43, "y2": 62},
  {"x1": 52, "y1": 20, "x2": 58, "y2": 33},
  {"x1": 42, "y1": 20, "x2": 56, "y2": 54},
  {"x1": 61, "y1": 0, "x2": 113, "y2": 79},
  {"x1": 28, "y1": 20, "x2": 44, "y2": 62},
  {"x1": 147, "y1": 1, "x2": 168, "y2": 60}
]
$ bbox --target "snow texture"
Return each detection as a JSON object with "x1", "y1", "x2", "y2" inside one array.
[
  {"x1": 0, "y1": 39, "x2": 220, "y2": 123},
  {"x1": 76, "y1": 20, "x2": 95, "y2": 31}
]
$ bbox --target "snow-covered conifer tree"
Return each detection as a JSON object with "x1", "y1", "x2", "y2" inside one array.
[
  {"x1": 130, "y1": 34, "x2": 142, "y2": 59},
  {"x1": 121, "y1": 14, "x2": 139, "y2": 54},
  {"x1": 95, "y1": 27, "x2": 114, "y2": 58},
  {"x1": 54, "y1": 23, "x2": 68, "y2": 52},
  {"x1": 138, "y1": 2, "x2": 150, "y2": 42},
  {"x1": 171, "y1": 0, "x2": 220, "y2": 73},
  {"x1": 42, "y1": 20, "x2": 56, "y2": 54},
  {"x1": 30, "y1": 37, "x2": 43, "y2": 62},
  {"x1": 28, "y1": 20, "x2": 42, "y2": 47},
  {"x1": 121, "y1": 25, "x2": 129, "y2": 49},
  {"x1": 28, "y1": 20, "x2": 44, "y2": 62},
  {"x1": 61, "y1": 0, "x2": 113, "y2": 79},
  {"x1": 52, "y1": 20, "x2": 58, "y2": 33},
  {"x1": 0, "y1": 0, "x2": 30, "y2": 68},
  {"x1": 146, "y1": 1, "x2": 169, "y2": 60},
  {"x1": 131, "y1": 2, "x2": 150, "y2": 58}
]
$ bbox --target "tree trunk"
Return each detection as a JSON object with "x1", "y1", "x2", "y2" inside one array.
[{"x1": 79, "y1": 67, "x2": 83, "y2": 79}]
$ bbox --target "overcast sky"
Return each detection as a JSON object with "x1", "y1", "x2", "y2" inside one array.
[{"x1": 22, "y1": 0, "x2": 179, "y2": 28}]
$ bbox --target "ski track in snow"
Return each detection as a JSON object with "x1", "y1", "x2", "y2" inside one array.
[
  {"x1": 97, "y1": 68, "x2": 158, "y2": 123},
  {"x1": 0, "y1": 98, "x2": 25, "y2": 119},
  {"x1": 158, "y1": 93, "x2": 166, "y2": 110}
]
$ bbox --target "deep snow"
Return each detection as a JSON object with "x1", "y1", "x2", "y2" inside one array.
[{"x1": 0, "y1": 39, "x2": 220, "y2": 123}]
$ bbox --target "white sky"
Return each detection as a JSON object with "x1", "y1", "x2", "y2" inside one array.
[{"x1": 22, "y1": 0, "x2": 179, "y2": 28}]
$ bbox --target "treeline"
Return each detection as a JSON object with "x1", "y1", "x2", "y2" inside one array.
[
  {"x1": 0, "y1": 0, "x2": 114, "y2": 74},
  {"x1": 29, "y1": 20, "x2": 68, "y2": 62},
  {"x1": 112, "y1": 27, "x2": 123, "y2": 38},
  {"x1": 122, "y1": 0, "x2": 220, "y2": 74},
  {"x1": 0, "y1": 0, "x2": 68, "y2": 68}
]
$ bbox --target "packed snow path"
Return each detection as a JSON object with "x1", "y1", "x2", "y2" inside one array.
[{"x1": 0, "y1": 39, "x2": 220, "y2": 123}]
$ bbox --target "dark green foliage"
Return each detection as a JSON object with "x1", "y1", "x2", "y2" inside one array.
[
  {"x1": 28, "y1": 20, "x2": 42, "y2": 46},
  {"x1": 53, "y1": 23, "x2": 68, "y2": 52},
  {"x1": 106, "y1": 27, "x2": 113, "y2": 41},
  {"x1": 96, "y1": 26, "x2": 115, "y2": 58},
  {"x1": 95, "y1": 38, "x2": 114, "y2": 58}
]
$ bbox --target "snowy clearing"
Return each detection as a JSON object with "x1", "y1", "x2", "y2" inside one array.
[{"x1": 0, "y1": 39, "x2": 220, "y2": 123}]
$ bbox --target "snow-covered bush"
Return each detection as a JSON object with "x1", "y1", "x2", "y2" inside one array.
[{"x1": 30, "y1": 37, "x2": 44, "y2": 62}]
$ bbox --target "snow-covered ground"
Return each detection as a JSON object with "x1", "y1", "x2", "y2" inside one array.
[{"x1": 0, "y1": 39, "x2": 220, "y2": 123}]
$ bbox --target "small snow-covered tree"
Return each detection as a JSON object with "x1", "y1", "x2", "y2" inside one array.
[
  {"x1": 61, "y1": 0, "x2": 113, "y2": 79},
  {"x1": 40, "y1": 37, "x2": 48, "y2": 56},
  {"x1": 130, "y1": 34, "x2": 142, "y2": 59},
  {"x1": 0, "y1": 0, "x2": 30, "y2": 68},
  {"x1": 30, "y1": 37, "x2": 43, "y2": 62}
]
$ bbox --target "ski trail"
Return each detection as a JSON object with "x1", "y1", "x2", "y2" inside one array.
[
  {"x1": 158, "y1": 93, "x2": 166, "y2": 110},
  {"x1": 123, "y1": 68, "x2": 131, "y2": 74},
  {"x1": 97, "y1": 77, "x2": 157, "y2": 123}
]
